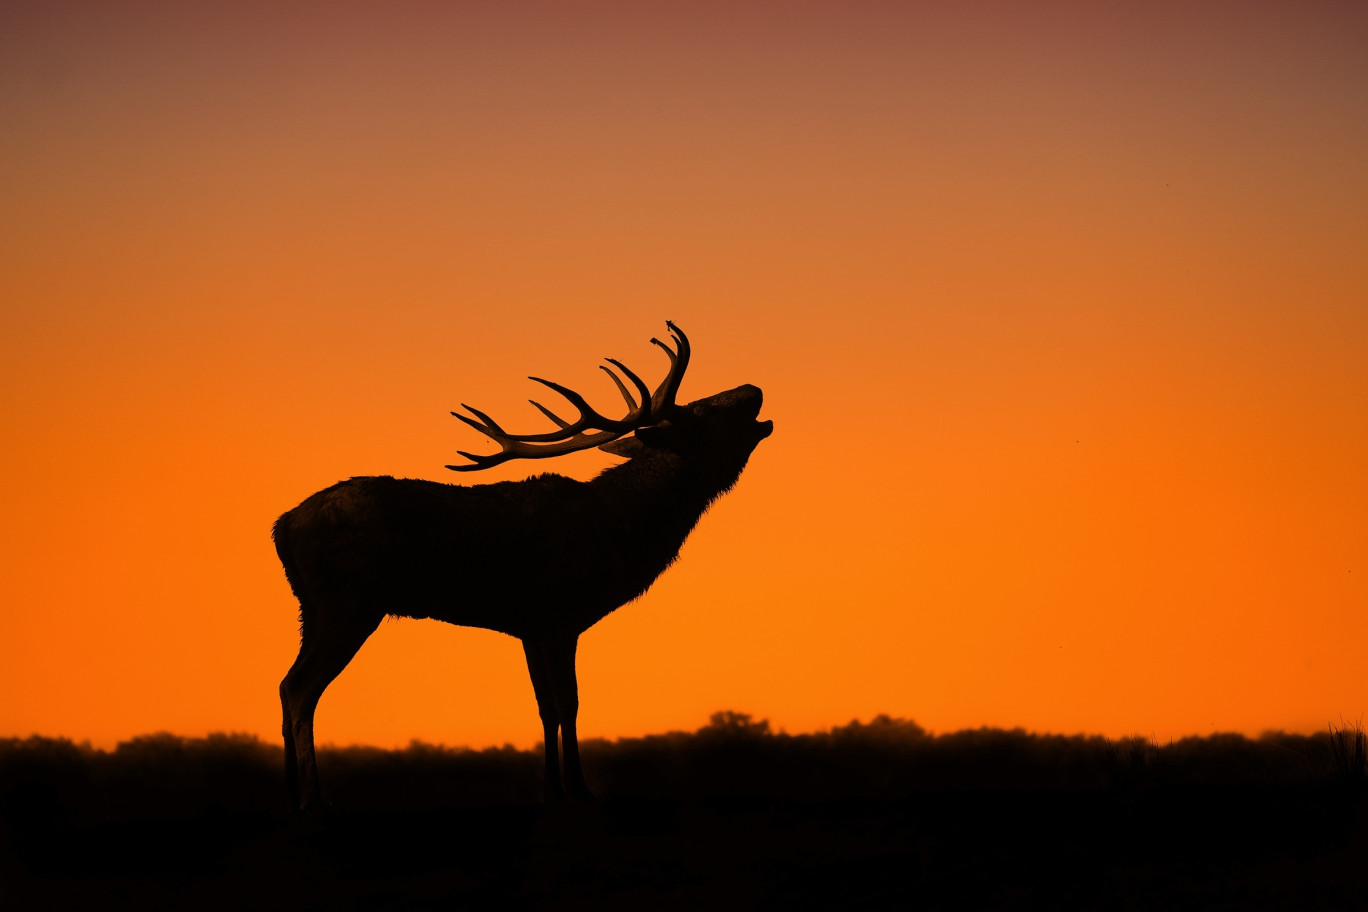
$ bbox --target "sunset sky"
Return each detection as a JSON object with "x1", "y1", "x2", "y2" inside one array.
[{"x1": 3, "y1": 1, "x2": 1365, "y2": 752}]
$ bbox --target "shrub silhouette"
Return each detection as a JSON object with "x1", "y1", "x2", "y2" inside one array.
[
  {"x1": 4, "y1": 716, "x2": 1360, "y2": 820},
  {"x1": 3, "y1": 716, "x2": 1364, "y2": 910}
]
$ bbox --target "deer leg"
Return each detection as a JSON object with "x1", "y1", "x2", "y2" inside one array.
[
  {"x1": 546, "y1": 636, "x2": 595, "y2": 801},
  {"x1": 280, "y1": 681, "x2": 299, "y2": 807},
  {"x1": 280, "y1": 610, "x2": 380, "y2": 814},
  {"x1": 522, "y1": 638, "x2": 565, "y2": 800}
]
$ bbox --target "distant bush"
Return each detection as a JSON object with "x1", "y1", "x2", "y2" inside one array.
[{"x1": 0, "y1": 714, "x2": 1356, "y2": 829}]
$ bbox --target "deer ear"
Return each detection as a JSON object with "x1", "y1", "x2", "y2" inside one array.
[
  {"x1": 600, "y1": 424, "x2": 675, "y2": 458},
  {"x1": 633, "y1": 425, "x2": 673, "y2": 449},
  {"x1": 598, "y1": 435, "x2": 646, "y2": 458}
]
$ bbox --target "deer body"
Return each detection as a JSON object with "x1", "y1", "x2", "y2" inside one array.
[{"x1": 276, "y1": 325, "x2": 769, "y2": 812}]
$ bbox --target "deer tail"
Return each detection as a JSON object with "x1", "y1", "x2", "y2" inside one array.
[{"x1": 272, "y1": 512, "x2": 310, "y2": 634}]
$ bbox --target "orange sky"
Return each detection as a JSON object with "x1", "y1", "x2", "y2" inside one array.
[{"x1": 3, "y1": 1, "x2": 1365, "y2": 751}]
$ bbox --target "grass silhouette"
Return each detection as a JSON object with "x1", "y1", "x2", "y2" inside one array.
[
  {"x1": 1327, "y1": 718, "x2": 1367, "y2": 793},
  {"x1": 3, "y1": 713, "x2": 1365, "y2": 909}
]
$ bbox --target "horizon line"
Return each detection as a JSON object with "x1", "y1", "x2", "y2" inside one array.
[{"x1": 6, "y1": 710, "x2": 1361, "y2": 754}]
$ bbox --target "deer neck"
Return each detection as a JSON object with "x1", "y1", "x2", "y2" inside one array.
[{"x1": 589, "y1": 450, "x2": 726, "y2": 555}]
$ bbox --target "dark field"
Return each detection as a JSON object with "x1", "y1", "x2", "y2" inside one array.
[{"x1": 3, "y1": 713, "x2": 1365, "y2": 910}]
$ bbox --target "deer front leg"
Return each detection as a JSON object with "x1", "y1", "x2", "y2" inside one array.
[
  {"x1": 523, "y1": 638, "x2": 565, "y2": 800},
  {"x1": 545, "y1": 635, "x2": 595, "y2": 801}
]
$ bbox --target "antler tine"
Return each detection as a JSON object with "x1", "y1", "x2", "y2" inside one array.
[
  {"x1": 499, "y1": 376, "x2": 643, "y2": 443},
  {"x1": 528, "y1": 399, "x2": 573, "y2": 429},
  {"x1": 447, "y1": 323, "x2": 691, "y2": 471},
  {"x1": 447, "y1": 449, "x2": 508, "y2": 472},
  {"x1": 447, "y1": 423, "x2": 638, "y2": 471},
  {"x1": 603, "y1": 358, "x2": 651, "y2": 410},
  {"x1": 451, "y1": 404, "x2": 507, "y2": 437},
  {"x1": 648, "y1": 320, "x2": 691, "y2": 412}
]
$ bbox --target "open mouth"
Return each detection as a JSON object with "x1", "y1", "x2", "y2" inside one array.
[
  {"x1": 746, "y1": 389, "x2": 772, "y2": 438},
  {"x1": 744, "y1": 391, "x2": 772, "y2": 438}
]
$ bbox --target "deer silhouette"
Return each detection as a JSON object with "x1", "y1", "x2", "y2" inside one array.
[{"x1": 275, "y1": 322, "x2": 771, "y2": 812}]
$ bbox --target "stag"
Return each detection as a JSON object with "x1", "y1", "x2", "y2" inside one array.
[{"x1": 275, "y1": 322, "x2": 771, "y2": 812}]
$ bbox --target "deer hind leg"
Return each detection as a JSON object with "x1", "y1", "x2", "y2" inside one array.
[
  {"x1": 281, "y1": 682, "x2": 299, "y2": 805},
  {"x1": 280, "y1": 606, "x2": 381, "y2": 814}
]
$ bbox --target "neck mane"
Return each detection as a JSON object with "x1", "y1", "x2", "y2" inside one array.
[{"x1": 587, "y1": 449, "x2": 745, "y2": 572}]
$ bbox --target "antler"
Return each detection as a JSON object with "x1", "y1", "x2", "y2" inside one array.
[
  {"x1": 648, "y1": 319, "x2": 691, "y2": 413},
  {"x1": 447, "y1": 322, "x2": 691, "y2": 472}
]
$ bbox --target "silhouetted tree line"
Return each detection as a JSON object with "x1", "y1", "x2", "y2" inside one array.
[
  {"x1": 3, "y1": 713, "x2": 1363, "y2": 829},
  {"x1": 5, "y1": 715, "x2": 1365, "y2": 911}
]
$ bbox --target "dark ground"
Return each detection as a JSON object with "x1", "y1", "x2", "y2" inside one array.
[{"x1": 3, "y1": 713, "x2": 1365, "y2": 910}]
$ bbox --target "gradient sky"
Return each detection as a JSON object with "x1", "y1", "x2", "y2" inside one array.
[{"x1": 3, "y1": 0, "x2": 1365, "y2": 751}]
